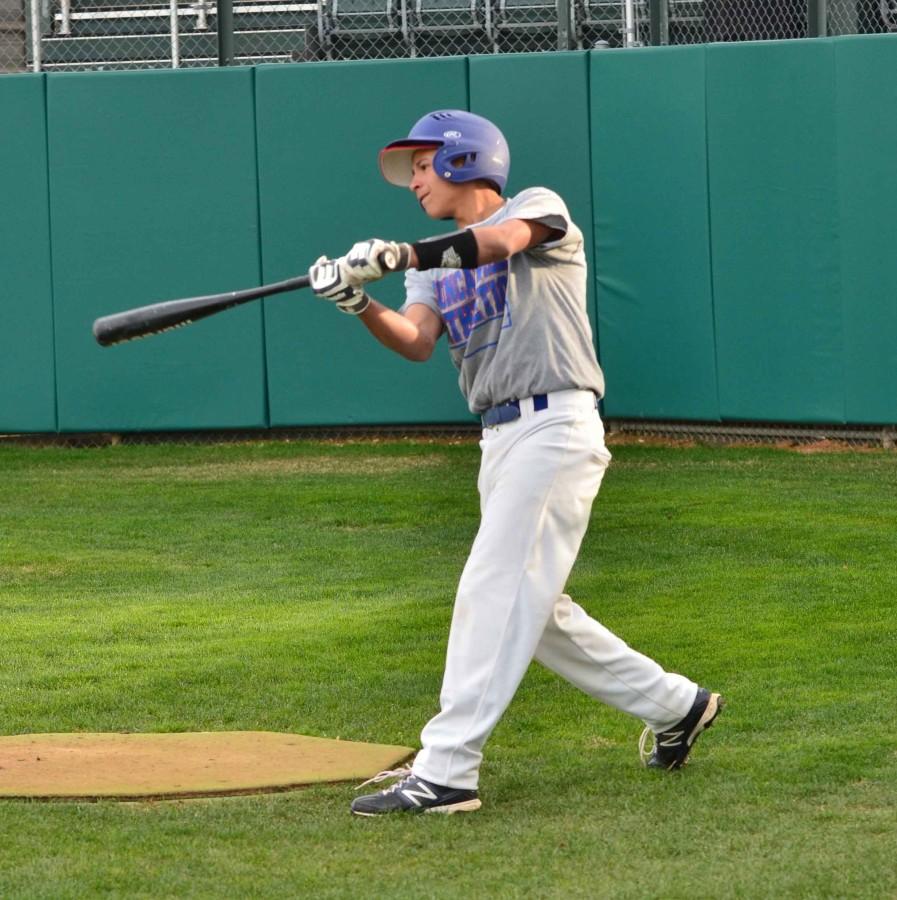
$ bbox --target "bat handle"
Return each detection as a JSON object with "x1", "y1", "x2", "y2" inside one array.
[{"x1": 377, "y1": 243, "x2": 413, "y2": 274}]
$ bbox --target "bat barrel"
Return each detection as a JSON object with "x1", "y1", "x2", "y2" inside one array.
[
  {"x1": 92, "y1": 297, "x2": 212, "y2": 346},
  {"x1": 93, "y1": 312, "x2": 154, "y2": 346},
  {"x1": 92, "y1": 273, "x2": 311, "y2": 347}
]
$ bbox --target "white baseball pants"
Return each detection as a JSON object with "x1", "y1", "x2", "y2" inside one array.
[{"x1": 412, "y1": 389, "x2": 698, "y2": 790}]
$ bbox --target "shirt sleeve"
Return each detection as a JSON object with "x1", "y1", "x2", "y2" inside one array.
[
  {"x1": 399, "y1": 267, "x2": 442, "y2": 319},
  {"x1": 502, "y1": 187, "x2": 574, "y2": 250}
]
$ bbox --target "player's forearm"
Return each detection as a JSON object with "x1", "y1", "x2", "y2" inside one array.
[
  {"x1": 358, "y1": 299, "x2": 434, "y2": 362},
  {"x1": 404, "y1": 227, "x2": 507, "y2": 269},
  {"x1": 407, "y1": 221, "x2": 549, "y2": 272},
  {"x1": 469, "y1": 226, "x2": 521, "y2": 264}
]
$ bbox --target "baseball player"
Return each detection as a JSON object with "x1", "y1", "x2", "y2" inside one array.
[{"x1": 308, "y1": 110, "x2": 723, "y2": 816}]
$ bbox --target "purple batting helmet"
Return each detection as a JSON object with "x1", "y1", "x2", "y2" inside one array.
[{"x1": 379, "y1": 110, "x2": 510, "y2": 194}]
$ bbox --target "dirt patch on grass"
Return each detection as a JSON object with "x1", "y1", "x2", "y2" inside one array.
[
  {"x1": 0, "y1": 732, "x2": 414, "y2": 800},
  {"x1": 606, "y1": 434, "x2": 698, "y2": 449},
  {"x1": 607, "y1": 433, "x2": 890, "y2": 454},
  {"x1": 0, "y1": 563, "x2": 69, "y2": 581},
  {"x1": 788, "y1": 439, "x2": 882, "y2": 454},
  {"x1": 8, "y1": 451, "x2": 457, "y2": 485},
  {"x1": 585, "y1": 735, "x2": 620, "y2": 750},
  {"x1": 128, "y1": 454, "x2": 450, "y2": 481},
  {"x1": 313, "y1": 435, "x2": 479, "y2": 447}
]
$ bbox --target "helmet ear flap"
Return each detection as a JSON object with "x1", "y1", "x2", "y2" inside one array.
[
  {"x1": 436, "y1": 149, "x2": 486, "y2": 184},
  {"x1": 432, "y1": 145, "x2": 454, "y2": 180}
]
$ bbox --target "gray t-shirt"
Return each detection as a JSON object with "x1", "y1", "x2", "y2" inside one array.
[{"x1": 401, "y1": 187, "x2": 605, "y2": 414}]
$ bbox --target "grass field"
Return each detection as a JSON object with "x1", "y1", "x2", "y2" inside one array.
[{"x1": 1, "y1": 438, "x2": 895, "y2": 898}]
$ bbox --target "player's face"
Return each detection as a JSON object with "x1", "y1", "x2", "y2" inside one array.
[{"x1": 409, "y1": 149, "x2": 459, "y2": 220}]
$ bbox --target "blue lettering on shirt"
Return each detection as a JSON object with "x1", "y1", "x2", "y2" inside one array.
[{"x1": 434, "y1": 261, "x2": 511, "y2": 359}]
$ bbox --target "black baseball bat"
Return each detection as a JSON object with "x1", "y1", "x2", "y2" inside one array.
[
  {"x1": 92, "y1": 274, "x2": 310, "y2": 347},
  {"x1": 92, "y1": 246, "x2": 409, "y2": 347}
]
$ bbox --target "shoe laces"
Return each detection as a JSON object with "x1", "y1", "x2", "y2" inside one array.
[
  {"x1": 355, "y1": 764, "x2": 413, "y2": 791},
  {"x1": 638, "y1": 727, "x2": 655, "y2": 767}
]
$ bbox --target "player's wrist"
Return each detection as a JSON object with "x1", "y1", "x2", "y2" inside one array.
[
  {"x1": 336, "y1": 290, "x2": 371, "y2": 316},
  {"x1": 412, "y1": 229, "x2": 479, "y2": 271}
]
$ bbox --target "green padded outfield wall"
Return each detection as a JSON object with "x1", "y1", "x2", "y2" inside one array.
[
  {"x1": 255, "y1": 58, "x2": 473, "y2": 427},
  {"x1": 590, "y1": 46, "x2": 718, "y2": 420},
  {"x1": 48, "y1": 66, "x2": 266, "y2": 432},
  {"x1": 469, "y1": 52, "x2": 598, "y2": 336},
  {"x1": 0, "y1": 75, "x2": 56, "y2": 433},
  {"x1": 835, "y1": 36, "x2": 897, "y2": 424},
  {"x1": 706, "y1": 39, "x2": 844, "y2": 423},
  {"x1": 3, "y1": 36, "x2": 897, "y2": 433}
]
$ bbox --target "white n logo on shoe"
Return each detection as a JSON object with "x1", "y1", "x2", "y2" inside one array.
[
  {"x1": 658, "y1": 730, "x2": 685, "y2": 747},
  {"x1": 401, "y1": 781, "x2": 438, "y2": 808}
]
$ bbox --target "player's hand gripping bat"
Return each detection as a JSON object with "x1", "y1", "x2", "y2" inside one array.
[{"x1": 92, "y1": 245, "x2": 407, "y2": 347}]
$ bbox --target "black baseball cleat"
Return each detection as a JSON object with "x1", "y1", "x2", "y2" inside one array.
[
  {"x1": 351, "y1": 766, "x2": 482, "y2": 816},
  {"x1": 639, "y1": 687, "x2": 724, "y2": 770}
]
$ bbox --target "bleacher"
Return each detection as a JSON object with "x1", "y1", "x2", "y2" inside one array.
[
  {"x1": 1, "y1": 0, "x2": 25, "y2": 71},
  {"x1": 33, "y1": 0, "x2": 642, "y2": 71},
  {"x1": 22, "y1": 0, "x2": 897, "y2": 73},
  {"x1": 320, "y1": 0, "x2": 405, "y2": 60},
  {"x1": 39, "y1": 0, "x2": 316, "y2": 70}
]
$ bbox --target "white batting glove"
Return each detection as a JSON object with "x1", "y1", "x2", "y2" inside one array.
[
  {"x1": 309, "y1": 256, "x2": 371, "y2": 315},
  {"x1": 345, "y1": 239, "x2": 411, "y2": 283}
]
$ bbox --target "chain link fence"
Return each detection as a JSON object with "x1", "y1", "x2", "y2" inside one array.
[
  {"x1": 2, "y1": 420, "x2": 896, "y2": 449},
  {"x1": 5, "y1": 0, "x2": 579, "y2": 73},
  {"x1": 666, "y1": 0, "x2": 896, "y2": 43},
  {"x1": 1, "y1": 0, "x2": 894, "y2": 74},
  {"x1": 603, "y1": 420, "x2": 897, "y2": 449}
]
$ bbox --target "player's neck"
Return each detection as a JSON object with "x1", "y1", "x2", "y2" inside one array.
[{"x1": 453, "y1": 188, "x2": 505, "y2": 229}]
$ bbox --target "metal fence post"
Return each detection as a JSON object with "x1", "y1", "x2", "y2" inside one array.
[
  {"x1": 808, "y1": 0, "x2": 827, "y2": 36},
  {"x1": 171, "y1": 0, "x2": 181, "y2": 67},
  {"x1": 557, "y1": 0, "x2": 572, "y2": 50},
  {"x1": 217, "y1": 0, "x2": 234, "y2": 65},
  {"x1": 59, "y1": 0, "x2": 72, "y2": 35},
  {"x1": 649, "y1": 0, "x2": 668, "y2": 45},
  {"x1": 622, "y1": 0, "x2": 639, "y2": 46},
  {"x1": 29, "y1": 0, "x2": 41, "y2": 71}
]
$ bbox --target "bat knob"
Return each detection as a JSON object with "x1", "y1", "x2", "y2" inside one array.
[{"x1": 378, "y1": 243, "x2": 412, "y2": 273}]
